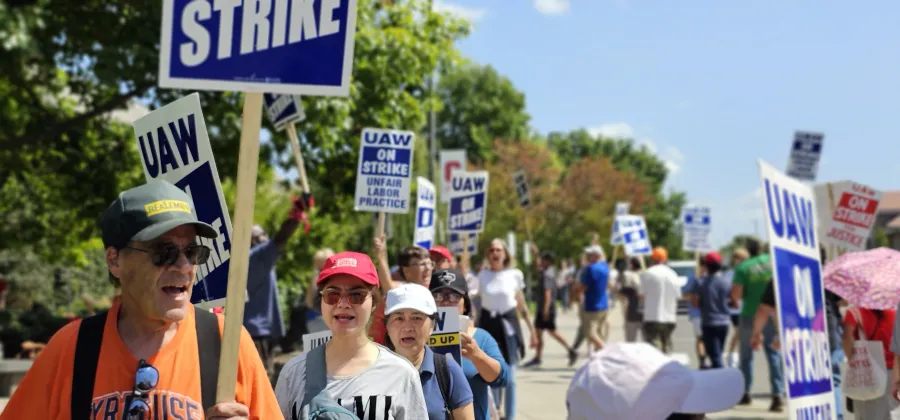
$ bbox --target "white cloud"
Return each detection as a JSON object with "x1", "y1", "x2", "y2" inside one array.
[
  {"x1": 434, "y1": 1, "x2": 486, "y2": 23},
  {"x1": 534, "y1": 0, "x2": 570, "y2": 15},
  {"x1": 588, "y1": 122, "x2": 685, "y2": 176}
]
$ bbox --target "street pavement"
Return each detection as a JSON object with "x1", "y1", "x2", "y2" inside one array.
[{"x1": 514, "y1": 301, "x2": 792, "y2": 419}]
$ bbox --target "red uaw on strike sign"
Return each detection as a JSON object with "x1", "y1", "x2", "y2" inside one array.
[{"x1": 823, "y1": 182, "x2": 882, "y2": 252}]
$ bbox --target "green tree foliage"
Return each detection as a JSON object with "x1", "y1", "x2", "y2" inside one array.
[{"x1": 436, "y1": 64, "x2": 531, "y2": 163}]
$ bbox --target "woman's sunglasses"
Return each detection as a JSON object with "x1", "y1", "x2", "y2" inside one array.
[
  {"x1": 125, "y1": 359, "x2": 159, "y2": 418},
  {"x1": 126, "y1": 243, "x2": 211, "y2": 267},
  {"x1": 321, "y1": 288, "x2": 371, "y2": 305}
]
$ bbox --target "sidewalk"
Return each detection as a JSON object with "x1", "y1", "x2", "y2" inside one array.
[{"x1": 514, "y1": 305, "x2": 789, "y2": 419}]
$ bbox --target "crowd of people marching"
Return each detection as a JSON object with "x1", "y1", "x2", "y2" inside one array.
[{"x1": 6, "y1": 180, "x2": 900, "y2": 419}]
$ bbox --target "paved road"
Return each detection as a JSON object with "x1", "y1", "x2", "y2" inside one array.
[{"x1": 514, "y1": 303, "x2": 792, "y2": 419}]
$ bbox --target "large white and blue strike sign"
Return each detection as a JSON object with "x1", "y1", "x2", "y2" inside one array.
[
  {"x1": 159, "y1": 0, "x2": 359, "y2": 96},
  {"x1": 132, "y1": 94, "x2": 234, "y2": 308},
  {"x1": 616, "y1": 215, "x2": 652, "y2": 256},
  {"x1": 414, "y1": 177, "x2": 436, "y2": 250},
  {"x1": 263, "y1": 94, "x2": 304, "y2": 131},
  {"x1": 354, "y1": 128, "x2": 415, "y2": 214},
  {"x1": 448, "y1": 171, "x2": 489, "y2": 233},
  {"x1": 682, "y1": 205, "x2": 713, "y2": 252},
  {"x1": 759, "y1": 160, "x2": 835, "y2": 420}
]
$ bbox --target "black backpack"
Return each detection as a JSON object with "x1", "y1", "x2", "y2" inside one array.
[
  {"x1": 69, "y1": 308, "x2": 221, "y2": 419},
  {"x1": 432, "y1": 351, "x2": 454, "y2": 420}
]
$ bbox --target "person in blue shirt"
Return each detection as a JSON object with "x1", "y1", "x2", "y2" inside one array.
[
  {"x1": 385, "y1": 282, "x2": 475, "y2": 420},
  {"x1": 245, "y1": 194, "x2": 310, "y2": 383},
  {"x1": 430, "y1": 268, "x2": 510, "y2": 420},
  {"x1": 573, "y1": 245, "x2": 611, "y2": 352}
]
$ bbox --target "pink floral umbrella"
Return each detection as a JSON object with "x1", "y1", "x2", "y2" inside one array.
[{"x1": 823, "y1": 247, "x2": 900, "y2": 310}]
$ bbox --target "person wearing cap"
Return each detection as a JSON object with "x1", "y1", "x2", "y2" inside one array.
[
  {"x1": 728, "y1": 237, "x2": 784, "y2": 410},
  {"x1": 368, "y1": 245, "x2": 435, "y2": 345},
  {"x1": 383, "y1": 283, "x2": 475, "y2": 419},
  {"x1": 683, "y1": 252, "x2": 733, "y2": 369},
  {"x1": 2, "y1": 180, "x2": 281, "y2": 419},
  {"x1": 524, "y1": 244, "x2": 577, "y2": 368},
  {"x1": 572, "y1": 244, "x2": 611, "y2": 353},
  {"x1": 429, "y1": 269, "x2": 509, "y2": 420},
  {"x1": 275, "y1": 251, "x2": 428, "y2": 419},
  {"x1": 565, "y1": 342, "x2": 745, "y2": 419},
  {"x1": 477, "y1": 238, "x2": 535, "y2": 420},
  {"x1": 639, "y1": 247, "x2": 682, "y2": 354},
  {"x1": 432, "y1": 245, "x2": 483, "y2": 321},
  {"x1": 244, "y1": 195, "x2": 311, "y2": 382}
]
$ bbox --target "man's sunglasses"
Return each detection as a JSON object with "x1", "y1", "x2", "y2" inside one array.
[
  {"x1": 126, "y1": 244, "x2": 211, "y2": 267},
  {"x1": 320, "y1": 288, "x2": 371, "y2": 305},
  {"x1": 433, "y1": 291, "x2": 463, "y2": 304},
  {"x1": 125, "y1": 359, "x2": 159, "y2": 418}
]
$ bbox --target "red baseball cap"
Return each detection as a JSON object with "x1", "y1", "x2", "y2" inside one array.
[
  {"x1": 704, "y1": 252, "x2": 722, "y2": 265},
  {"x1": 317, "y1": 251, "x2": 379, "y2": 286},
  {"x1": 429, "y1": 246, "x2": 453, "y2": 261}
]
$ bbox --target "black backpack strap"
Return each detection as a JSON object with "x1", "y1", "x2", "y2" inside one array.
[
  {"x1": 433, "y1": 351, "x2": 454, "y2": 420},
  {"x1": 71, "y1": 311, "x2": 109, "y2": 419},
  {"x1": 195, "y1": 308, "x2": 221, "y2": 413}
]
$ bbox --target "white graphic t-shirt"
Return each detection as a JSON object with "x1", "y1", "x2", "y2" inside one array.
[{"x1": 275, "y1": 344, "x2": 428, "y2": 419}]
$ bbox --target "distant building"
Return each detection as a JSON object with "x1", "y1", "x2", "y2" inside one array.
[{"x1": 875, "y1": 191, "x2": 900, "y2": 250}]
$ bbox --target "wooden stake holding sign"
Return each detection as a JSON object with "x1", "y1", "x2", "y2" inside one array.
[
  {"x1": 157, "y1": 0, "x2": 361, "y2": 403},
  {"x1": 215, "y1": 93, "x2": 264, "y2": 400},
  {"x1": 287, "y1": 124, "x2": 312, "y2": 194}
]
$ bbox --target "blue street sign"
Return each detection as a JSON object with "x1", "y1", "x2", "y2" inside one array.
[
  {"x1": 159, "y1": 0, "x2": 359, "y2": 96},
  {"x1": 758, "y1": 159, "x2": 835, "y2": 419}
]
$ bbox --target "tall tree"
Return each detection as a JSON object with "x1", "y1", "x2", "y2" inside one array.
[{"x1": 436, "y1": 64, "x2": 531, "y2": 163}]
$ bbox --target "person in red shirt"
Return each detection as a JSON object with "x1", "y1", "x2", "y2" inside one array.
[{"x1": 843, "y1": 306, "x2": 898, "y2": 417}]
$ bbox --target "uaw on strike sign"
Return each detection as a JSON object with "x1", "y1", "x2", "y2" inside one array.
[
  {"x1": 354, "y1": 128, "x2": 415, "y2": 214},
  {"x1": 448, "y1": 171, "x2": 489, "y2": 233},
  {"x1": 822, "y1": 182, "x2": 881, "y2": 252},
  {"x1": 759, "y1": 160, "x2": 836, "y2": 420},
  {"x1": 132, "y1": 94, "x2": 233, "y2": 307}
]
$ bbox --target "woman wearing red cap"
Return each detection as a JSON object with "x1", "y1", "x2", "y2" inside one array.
[
  {"x1": 685, "y1": 251, "x2": 733, "y2": 369},
  {"x1": 275, "y1": 251, "x2": 428, "y2": 419}
]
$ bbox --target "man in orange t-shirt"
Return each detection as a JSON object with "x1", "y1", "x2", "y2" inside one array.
[{"x1": 1, "y1": 180, "x2": 284, "y2": 419}]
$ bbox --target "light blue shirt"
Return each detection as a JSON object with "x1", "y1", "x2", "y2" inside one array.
[{"x1": 462, "y1": 328, "x2": 510, "y2": 420}]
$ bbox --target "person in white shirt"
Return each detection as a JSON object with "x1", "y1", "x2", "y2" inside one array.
[{"x1": 639, "y1": 247, "x2": 682, "y2": 354}]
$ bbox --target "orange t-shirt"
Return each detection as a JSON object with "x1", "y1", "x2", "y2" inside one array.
[{"x1": 0, "y1": 301, "x2": 283, "y2": 419}]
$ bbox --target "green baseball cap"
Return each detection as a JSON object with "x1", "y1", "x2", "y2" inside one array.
[{"x1": 101, "y1": 180, "x2": 218, "y2": 249}]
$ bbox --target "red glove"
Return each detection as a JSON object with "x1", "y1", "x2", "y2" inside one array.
[{"x1": 289, "y1": 193, "x2": 313, "y2": 233}]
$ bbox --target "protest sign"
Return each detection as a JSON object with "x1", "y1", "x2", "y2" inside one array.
[
  {"x1": 354, "y1": 128, "x2": 416, "y2": 214},
  {"x1": 758, "y1": 160, "x2": 836, "y2": 420},
  {"x1": 507, "y1": 231, "x2": 517, "y2": 259},
  {"x1": 822, "y1": 182, "x2": 881, "y2": 252},
  {"x1": 615, "y1": 201, "x2": 630, "y2": 216},
  {"x1": 133, "y1": 93, "x2": 233, "y2": 308},
  {"x1": 429, "y1": 307, "x2": 462, "y2": 365},
  {"x1": 159, "y1": 0, "x2": 359, "y2": 96},
  {"x1": 513, "y1": 170, "x2": 530, "y2": 207},
  {"x1": 448, "y1": 171, "x2": 489, "y2": 233},
  {"x1": 302, "y1": 330, "x2": 333, "y2": 352},
  {"x1": 617, "y1": 215, "x2": 652, "y2": 256},
  {"x1": 439, "y1": 150, "x2": 466, "y2": 203},
  {"x1": 786, "y1": 131, "x2": 824, "y2": 181},
  {"x1": 449, "y1": 232, "x2": 477, "y2": 255},
  {"x1": 681, "y1": 205, "x2": 713, "y2": 252},
  {"x1": 263, "y1": 94, "x2": 304, "y2": 131},
  {"x1": 414, "y1": 177, "x2": 437, "y2": 250}
]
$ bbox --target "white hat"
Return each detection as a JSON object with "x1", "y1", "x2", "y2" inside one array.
[
  {"x1": 584, "y1": 245, "x2": 605, "y2": 256},
  {"x1": 384, "y1": 283, "x2": 437, "y2": 316},
  {"x1": 566, "y1": 342, "x2": 744, "y2": 420}
]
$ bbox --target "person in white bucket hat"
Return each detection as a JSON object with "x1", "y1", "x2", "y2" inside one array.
[{"x1": 566, "y1": 342, "x2": 744, "y2": 420}]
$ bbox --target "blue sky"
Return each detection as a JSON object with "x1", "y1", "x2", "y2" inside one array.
[{"x1": 436, "y1": 0, "x2": 900, "y2": 247}]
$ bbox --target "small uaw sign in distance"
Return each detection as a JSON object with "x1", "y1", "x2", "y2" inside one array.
[
  {"x1": 354, "y1": 128, "x2": 416, "y2": 214},
  {"x1": 758, "y1": 160, "x2": 836, "y2": 420},
  {"x1": 681, "y1": 205, "x2": 713, "y2": 252},
  {"x1": 448, "y1": 171, "x2": 490, "y2": 233}
]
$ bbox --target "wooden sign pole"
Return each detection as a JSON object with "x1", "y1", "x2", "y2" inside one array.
[
  {"x1": 286, "y1": 124, "x2": 311, "y2": 194},
  {"x1": 215, "y1": 92, "x2": 264, "y2": 402}
]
